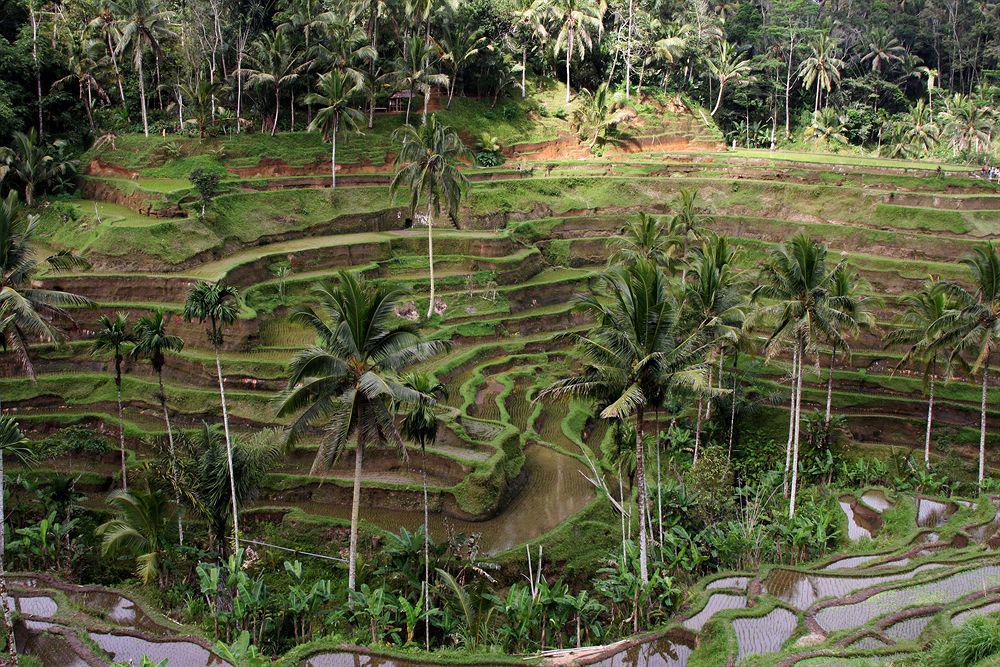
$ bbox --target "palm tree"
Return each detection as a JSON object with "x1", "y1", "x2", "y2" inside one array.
[
  {"x1": 391, "y1": 115, "x2": 471, "y2": 319},
  {"x1": 96, "y1": 486, "x2": 174, "y2": 585},
  {"x1": 314, "y1": 15, "x2": 377, "y2": 89},
  {"x1": 804, "y1": 108, "x2": 848, "y2": 146},
  {"x1": 511, "y1": 0, "x2": 549, "y2": 98},
  {"x1": 551, "y1": 0, "x2": 605, "y2": 103},
  {"x1": 54, "y1": 26, "x2": 109, "y2": 132},
  {"x1": 113, "y1": 0, "x2": 173, "y2": 136},
  {"x1": 798, "y1": 34, "x2": 844, "y2": 112},
  {"x1": 933, "y1": 244, "x2": 1000, "y2": 486},
  {"x1": 194, "y1": 426, "x2": 283, "y2": 553},
  {"x1": 440, "y1": 25, "x2": 485, "y2": 108},
  {"x1": 399, "y1": 370, "x2": 445, "y2": 651},
  {"x1": 608, "y1": 212, "x2": 677, "y2": 269},
  {"x1": 573, "y1": 82, "x2": 629, "y2": 147},
  {"x1": 891, "y1": 100, "x2": 939, "y2": 157},
  {"x1": 0, "y1": 130, "x2": 55, "y2": 207},
  {"x1": 0, "y1": 414, "x2": 32, "y2": 666},
  {"x1": 178, "y1": 72, "x2": 225, "y2": 139},
  {"x1": 131, "y1": 311, "x2": 185, "y2": 543},
  {"x1": 940, "y1": 94, "x2": 993, "y2": 157},
  {"x1": 541, "y1": 260, "x2": 709, "y2": 583},
  {"x1": 91, "y1": 313, "x2": 135, "y2": 491},
  {"x1": 861, "y1": 28, "x2": 905, "y2": 75},
  {"x1": 669, "y1": 188, "x2": 707, "y2": 282},
  {"x1": 306, "y1": 71, "x2": 365, "y2": 189},
  {"x1": 244, "y1": 31, "x2": 309, "y2": 136},
  {"x1": 276, "y1": 273, "x2": 446, "y2": 590},
  {"x1": 751, "y1": 235, "x2": 843, "y2": 517},
  {"x1": 394, "y1": 36, "x2": 450, "y2": 125},
  {"x1": 887, "y1": 281, "x2": 950, "y2": 467},
  {"x1": 707, "y1": 40, "x2": 752, "y2": 116},
  {"x1": 183, "y1": 281, "x2": 242, "y2": 550},
  {"x1": 823, "y1": 265, "x2": 873, "y2": 422}
]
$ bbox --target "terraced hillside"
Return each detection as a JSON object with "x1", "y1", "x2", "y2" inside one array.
[{"x1": 7, "y1": 101, "x2": 1000, "y2": 567}]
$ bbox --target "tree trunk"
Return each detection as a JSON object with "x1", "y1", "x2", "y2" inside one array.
[
  {"x1": 693, "y1": 396, "x2": 702, "y2": 464},
  {"x1": 30, "y1": 4, "x2": 42, "y2": 137},
  {"x1": 565, "y1": 28, "x2": 574, "y2": 104},
  {"x1": 788, "y1": 340, "x2": 804, "y2": 518},
  {"x1": 423, "y1": 469, "x2": 430, "y2": 651},
  {"x1": 710, "y1": 80, "x2": 725, "y2": 115},
  {"x1": 272, "y1": 87, "x2": 280, "y2": 136},
  {"x1": 635, "y1": 408, "x2": 649, "y2": 584},
  {"x1": 159, "y1": 373, "x2": 183, "y2": 544},
  {"x1": 115, "y1": 355, "x2": 128, "y2": 491},
  {"x1": 236, "y1": 51, "x2": 243, "y2": 133},
  {"x1": 426, "y1": 202, "x2": 436, "y2": 318},
  {"x1": 825, "y1": 342, "x2": 836, "y2": 422},
  {"x1": 108, "y1": 34, "x2": 128, "y2": 112},
  {"x1": 625, "y1": 0, "x2": 634, "y2": 97},
  {"x1": 521, "y1": 46, "x2": 528, "y2": 98},
  {"x1": 784, "y1": 344, "x2": 797, "y2": 498},
  {"x1": 331, "y1": 116, "x2": 338, "y2": 189},
  {"x1": 979, "y1": 362, "x2": 988, "y2": 487},
  {"x1": 728, "y1": 351, "x2": 738, "y2": 458},
  {"x1": 348, "y1": 439, "x2": 364, "y2": 590},
  {"x1": 138, "y1": 54, "x2": 149, "y2": 137},
  {"x1": 924, "y1": 374, "x2": 934, "y2": 468},
  {"x1": 0, "y1": 396, "x2": 18, "y2": 666},
  {"x1": 785, "y1": 33, "x2": 794, "y2": 137},
  {"x1": 215, "y1": 348, "x2": 240, "y2": 552}
]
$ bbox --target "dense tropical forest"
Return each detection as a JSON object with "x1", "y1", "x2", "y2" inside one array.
[{"x1": 0, "y1": 0, "x2": 998, "y2": 664}]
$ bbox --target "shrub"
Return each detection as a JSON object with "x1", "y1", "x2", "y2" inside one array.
[
  {"x1": 37, "y1": 425, "x2": 114, "y2": 459},
  {"x1": 928, "y1": 616, "x2": 1000, "y2": 667}
]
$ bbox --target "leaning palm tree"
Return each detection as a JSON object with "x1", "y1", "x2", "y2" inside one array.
[
  {"x1": 244, "y1": 31, "x2": 309, "y2": 135},
  {"x1": 751, "y1": 235, "x2": 844, "y2": 517},
  {"x1": 391, "y1": 115, "x2": 471, "y2": 319},
  {"x1": 96, "y1": 486, "x2": 174, "y2": 585},
  {"x1": 707, "y1": 40, "x2": 752, "y2": 116},
  {"x1": 91, "y1": 312, "x2": 135, "y2": 491},
  {"x1": 932, "y1": 244, "x2": 1000, "y2": 486},
  {"x1": 276, "y1": 273, "x2": 446, "y2": 590},
  {"x1": 399, "y1": 370, "x2": 445, "y2": 651},
  {"x1": 551, "y1": 0, "x2": 605, "y2": 103},
  {"x1": 131, "y1": 311, "x2": 184, "y2": 542},
  {"x1": 306, "y1": 70, "x2": 365, "y2": 189},
  {"x1": 887, "y1": 280, "x2": 950, "y2": 467},
  {"x1": 823, "y1": 265, "x2": 874, "y2": 422},
  {"x1": 541, "y1": 260, "x2": 709, "y2": 584},
  {"x1": 798, "y1": 34, "x2": 844, "y2": 112},
  {"x1": 183, "y1": 281, "x2": 241, "y2": 549}
]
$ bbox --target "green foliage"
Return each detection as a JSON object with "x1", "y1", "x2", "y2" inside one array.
[
  {"x1": 927, "y1": 616, "x2": 1000, "y2": 667},
  {"x1": 36, "y1": 425, "x2": 113, "y2": 458}
]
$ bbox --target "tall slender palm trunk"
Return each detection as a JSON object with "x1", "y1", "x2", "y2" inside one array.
[
  {"x1": 272, "y1": 87, "x2": 281, "y2": 136},
  {"x1": 425, "y1": 203, "x2": 436, "y2": 318},
  {"x1": 565, "y1": 29, "x2": 574, "y2": 104},
  {"x1": 924, "y1": 374, "x2": 935, "y2": 468},
  {"x1": 693, "y1": 396, "x2": 703, "y2": 464},
  {"x1": 159, "y1": 373, "x2": 183, "y2": 544},
  {"x1": 138, "y1": 55, "x2": 149, "y2": 137},
  {"x1": 348, "y1": 440, "x2": 364, "y2": 590},
  {"x1": 330, "y1": 116, "x2": 339, "y2": 189},
  {"x1": 215, "y1": 348, "x2": 240, "y2": 552},
  {"x1": 825, "y1": 342, "x2": 837, "y2": 422},
  {"x1": 783, "y1": 345, "x2": 797, "y2": 498},
  {"x1": 979, "y1": 363, "x2": 988, "y2": 487},
  {"x1": 788, "y1": 341, "x2": 804, "y2": 518},
  {"x1": 115, "y1": 355, "x2": 128, "y2": 491},
  {"x1": 521, "y1": 46, "x2": 528, "y2": 98},
  {"x1": 423, "y1": 469, "x2": 430, "y2": 651},
  {"x1": 634, "y1": 408, "x2": 649, "y2": 584}
]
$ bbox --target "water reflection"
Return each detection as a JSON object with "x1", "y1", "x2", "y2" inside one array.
[{"x1": 585, "y1": 633, "x2": 696, "y2": 667}]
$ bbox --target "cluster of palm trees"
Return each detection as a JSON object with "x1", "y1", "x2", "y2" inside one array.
[{"x1": 544, "y1": 192, "x2": 1000, "y2": 582}]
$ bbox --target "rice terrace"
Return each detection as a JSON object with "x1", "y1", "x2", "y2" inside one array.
[{"x1": 0, "y1": 0, "x2": 999, "y2": 664}]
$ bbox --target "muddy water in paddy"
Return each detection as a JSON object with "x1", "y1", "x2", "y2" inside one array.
[
  {"x1": 272, "y1": 443, "x2": 594, "y2": 554},
  {"x1": 90, "y1": 632, "x2": 225, "y2": 665},
  {"x1": 681, "y1": 593, "x2": 747, "y2": 631},
  {"x1": 706, "y1": 576, "x2": 749, "y2": 590},
  {"x1": 586, "y1": 634, "x2": 696, "y2": 666},
  {"x1": 762, "y1": 564, "x2": 944, "y2": 610},
  {"x1": 860, "y1": 490, "x2": 893, "y2": 513},
  {"x1": 17, "y1": 627, "x2": 89, "y2": 667},
  {"x1": 952, "y1": 600, "x2": 1000, "y2": 626},
  {"x1": 838, "y1": 495, "x2": 883, "y2": 540},
  {"x1": 883, "y1": 614, "x2": 933, "y2": 641},
  {"x1": 733, "y1": 607, "x2": 798, "y2": 661},
  {"x1": 916, "y1": 497, "x2": 958, "y2": 527}
]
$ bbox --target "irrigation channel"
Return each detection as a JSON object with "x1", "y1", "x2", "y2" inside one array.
[{"x1": 10, "y1": 491, "x2": 1000, "y2": 666}]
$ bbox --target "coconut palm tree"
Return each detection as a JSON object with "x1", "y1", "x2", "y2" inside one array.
[
  {"x1": 541, "y1": 260, "x2": 709, "y2": 584},
  {"x1": 608, "y1": 212, "x2": 677, "y2": 269},
  {"x1": 244, "y1": 31, "x2": 309, "y2": 136},
  {"x1": 751, "y1": 235, "x2": 844, "y2": 517},
  {"x1": 54, "y1": 26, "x2": 109, "y2": 132},
  {"x1": 113, "y1": 0, "x2": 173, "y2": 136},
  {"x1": 399, "y1": 370, "x2": 445, "y2": 651},
  {"x1": 131, "y1": 311, "x2": 184, "y2": 542},
  {"x1": 823, "y1": 265, "x2": 874, "y2": 422},
  {"x1": 707, "y1": 40, "x2": 752, "y2": 116},
  {"x1": 306, "y1": 70, "x2": 365, "y2": 189},
  {"x1": 276, "y1": 274, "x2": 446, "y2": 590},
  {"x1": 891, "y1": 100, "x2": 939, "y2": 157},
  {"x1": 393, "y1": 36, "x2": 450, "y2": 125},
  {"x1": 798, "y1": 34, "x2": 844, "y2": 112},
  {"x1": 861, "y1": 28, "x2": 905, "y2": 75},
  {"x1": 887, "y1": 280, "x2": 951, "y2": 467},
  {"x1": 96, "y1": 486, "x2": 174, "y2": 585},
  {"x1": 940, "y1": 94, "x2": 993, "y2": 157},
  {"x1": 551, "y1": 0, "x2": 605, "y2": 103},
  {"x1": 0, "y1": 130, "x2": 56, "y2": 207},
  {"x1": 669, "y1": 188, "x2": 707, "y2": 282},
  {"x1": 391, "y1": 115, "x2": 471, "y2": 319},
  {"x1": 439, "y1": 25, "x2": 485, "y2": 108},
  {"x1": 511, "y1": 0, "x2": 549, "y2": 98},
  {"x1": 183, "y1": 281, "x2": 241, "y2": 550},
  {"x1": 573, "y1": 82, "x2": 629, "y2": 148},
  {"x1": 91, "y1": 313, "x2": 135, "y2": 491},
  {"x1": 933, "y1": 244, "x2": 1000, "y2": 486}
]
